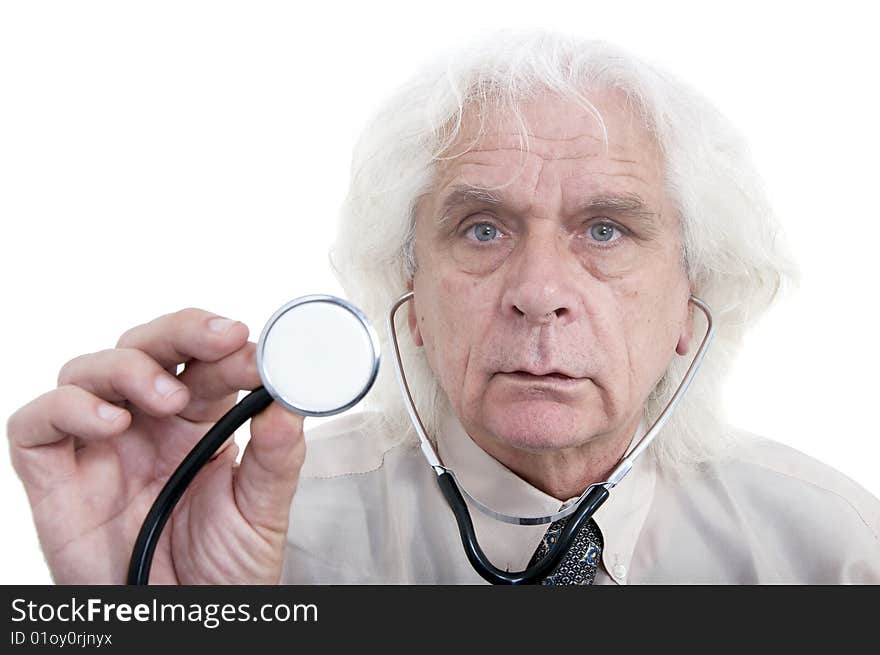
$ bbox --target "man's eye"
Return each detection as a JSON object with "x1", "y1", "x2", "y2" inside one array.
[
  {"x1": 469, "y1": 223, "x2": 499, "y2": 242},
  {"x1": 589, "y1": 222, "x2": 620, "y2": 243}
]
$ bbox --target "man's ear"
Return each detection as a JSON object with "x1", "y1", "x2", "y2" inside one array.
[
  {"x1": 676, "y1": 302, "x2": 694, "y2": 356},
  {"x1": 406, "y1": 279, "x2": 424, "y2": 347}
]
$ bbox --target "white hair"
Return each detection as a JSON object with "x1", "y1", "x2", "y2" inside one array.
[{"x1": 329, "y1": 29, "x2": 797, "y2": 474}]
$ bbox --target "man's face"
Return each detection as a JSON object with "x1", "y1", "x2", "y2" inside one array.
[{"x1": 409, "y1": 90, "x2": 693, "y2": 463}]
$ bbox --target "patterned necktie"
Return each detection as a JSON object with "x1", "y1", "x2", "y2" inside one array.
[{"x1": 528, "y1": 517, "x2": 604, "y2": 585}]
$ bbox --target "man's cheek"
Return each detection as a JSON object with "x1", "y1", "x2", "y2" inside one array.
[
  {"x1": 628, "y1": 324, "x2": 678, "y2": 395},
  {"x1": 433, "y1": 279, "x2": 483, "y2": 334},
  {"x1": 418, "y1": 312, "x2": 458, "y2": 382}
]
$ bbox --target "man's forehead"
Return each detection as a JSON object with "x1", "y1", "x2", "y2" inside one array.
[{"x1": 443, "y1": 89, "x2": 655, "y2": 163}]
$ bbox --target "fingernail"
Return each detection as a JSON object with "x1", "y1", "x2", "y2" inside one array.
[
  {"x1": 154, "y1": 375, "x2": 183, "y2": 398},
  {"x1": 209, "y1": 317, "x2": 236, "y2": 333},
  {"x1": 97, "y1": 403, "x2": 123, "y2": 422}
]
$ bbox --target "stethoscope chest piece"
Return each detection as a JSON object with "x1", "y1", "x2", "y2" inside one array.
[
  {"x1": 257, "y1": 295, "x2": 381, "y2": 416},
  {"x1": 129, "y1": 294, "x2": 381, "y2": 585}
]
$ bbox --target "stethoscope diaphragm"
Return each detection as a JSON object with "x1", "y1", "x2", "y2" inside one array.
[{"x1": 256, "y1": 295, "x2": 381, "y2": 416}]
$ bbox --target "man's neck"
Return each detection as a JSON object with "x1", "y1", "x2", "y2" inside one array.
[{"x1": 469, "y1": 416, "x2": 641, "y2": 500}]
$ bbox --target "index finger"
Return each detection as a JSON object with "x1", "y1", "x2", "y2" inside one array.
[{"x1": 116, "y1": 308, "x2": 249, "y2": 370}]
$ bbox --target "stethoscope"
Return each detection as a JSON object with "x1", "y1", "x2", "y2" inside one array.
[{"x1": 128, "y1": 292, "x2": 714, "y2": 585}]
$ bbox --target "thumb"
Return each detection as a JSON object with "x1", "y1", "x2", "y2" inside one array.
[{"x1": 234, "y1": 402, "x2": 306, "y2": 536}]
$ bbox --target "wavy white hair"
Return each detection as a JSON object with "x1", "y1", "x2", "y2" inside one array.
[{"x1": 329, "y1": 30, "x2": 797, "y2": 473}]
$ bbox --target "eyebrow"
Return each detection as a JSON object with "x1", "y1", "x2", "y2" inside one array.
[
  {"x1": 437, "y1": 184, "x2": 661, "y2": 235},
  {"x1": 437, "y1": 185, "x2": 503, "y2": 222},
  {"x1": 576, "y1": 192, "x2": 652, "y2": 215},
  {"x1": 578, "y1": 191, "x2": 659, "y2": 227}
]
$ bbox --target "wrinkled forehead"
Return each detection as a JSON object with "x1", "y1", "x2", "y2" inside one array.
[{"x1": 436, "y1": 88, "x2": 662, "y2": 169}]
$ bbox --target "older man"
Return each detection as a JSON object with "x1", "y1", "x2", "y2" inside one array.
[{"x1": 7, "y1": 32, "x2": 880, "y2": 584}]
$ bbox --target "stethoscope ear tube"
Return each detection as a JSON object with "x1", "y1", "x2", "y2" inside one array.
[{"x1": 437, "y1": 471, "x2": 610, "y2": 585}]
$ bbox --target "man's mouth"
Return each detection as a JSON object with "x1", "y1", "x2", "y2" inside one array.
[
  {"x1": 512, "y1": 371, "x2": 572, "y2": 380},
  {"x1": 497, "y1": 370, "x2": 586, "y2": 387}
]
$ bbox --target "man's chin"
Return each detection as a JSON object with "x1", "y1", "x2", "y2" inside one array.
[{"x1": 481, "y1": 400, "x2": 606, "y2": 453}]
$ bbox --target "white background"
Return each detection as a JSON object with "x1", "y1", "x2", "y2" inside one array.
[{"x1": 1, "y1": 1, "x2": 877, "y2": 583}]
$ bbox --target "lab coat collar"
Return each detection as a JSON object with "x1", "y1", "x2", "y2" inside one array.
[{"x1": 436, "y1": 409, "x2": 655, "y2": 584}]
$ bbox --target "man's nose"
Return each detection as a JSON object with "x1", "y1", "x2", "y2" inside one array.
[{"x1": 500, "y1": 230, "x2": 581, "y2": 326}]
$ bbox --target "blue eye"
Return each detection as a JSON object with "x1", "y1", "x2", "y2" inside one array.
[
  {"x1": 590, "y1": 223, "x2": 618, "y2": 243},
  {"x1": 471, "y1": 223, "x2": 499, "y2": 242}
]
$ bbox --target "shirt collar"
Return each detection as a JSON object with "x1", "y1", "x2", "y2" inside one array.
[
  {"x1": 593, "y1": 423, "x2": 656, "y2": 584},
  {"x1": 436, "y1": 408, "x2": 655, "y2": 582}
]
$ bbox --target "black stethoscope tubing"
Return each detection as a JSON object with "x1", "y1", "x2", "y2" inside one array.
[
  {"x1": 438, "y1": 472, "x2": 610, "y2": 584},
  {"x1": 127, "y1": 387, "x2": 273, "y2": 585}
]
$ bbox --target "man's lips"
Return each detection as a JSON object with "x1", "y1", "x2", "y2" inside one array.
[{"x1": 495, "y1": 370, "x2": 587, "y2": 387}]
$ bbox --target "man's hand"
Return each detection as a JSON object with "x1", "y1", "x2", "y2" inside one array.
[{"x1": 6, "y1": 308, "x2": 305, "y2": 584}]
